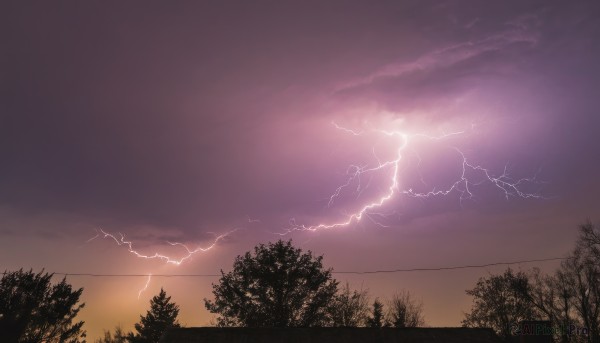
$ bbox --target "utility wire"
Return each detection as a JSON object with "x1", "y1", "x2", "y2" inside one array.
[
  {"x1": 2, "y1": 257, "x2": 567, "y2": 278},
  {"x1": 334, "y1": 257, "x2": 567, "y2": 274}
]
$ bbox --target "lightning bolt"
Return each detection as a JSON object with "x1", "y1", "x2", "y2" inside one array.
[
  {"x1": 138, "y1": 274, "x2": 151, "y2": 300},
  {"x1": 95, "y1": 228, "x2": 238, "y2": 265},
  {"x1": 247, "y1": 215, "x2": 261, "y2": 223},
  {"x1": 85, "y1": 231, "x2": 100, "y2": 243},
  {"x1": 91, "y1": 121, "x2": 542, "y2": 262},
  {"x1": 284, "y1": 121, "x2": 542, "y2": 233}
]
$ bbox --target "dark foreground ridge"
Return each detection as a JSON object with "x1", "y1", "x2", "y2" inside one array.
[{"x1": 159, "y1": 327, "x2": 503, "y2": 343}]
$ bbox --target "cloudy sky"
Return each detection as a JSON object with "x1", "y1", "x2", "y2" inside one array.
[{"x1": 2, "y1": 0, "x2": 600, "y2": 339}]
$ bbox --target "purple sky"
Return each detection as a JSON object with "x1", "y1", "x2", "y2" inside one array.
[{"x1": 2, "y1": 1, "x2": 600, "y2": 339}]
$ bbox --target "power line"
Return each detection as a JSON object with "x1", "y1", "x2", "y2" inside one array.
[
  {"x1": 333, "y1": 257, "x2": 567, "y2": 274},
  {"x1": 2, "y1": 256, "x2": 567, "y2": 278}
]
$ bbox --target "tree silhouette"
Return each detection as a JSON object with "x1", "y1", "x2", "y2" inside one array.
[
  {"x1": 521, "y1": 268, "x2": 574, "y2": 343},
  {"x1": 505, "y1": 222, "x2": 600, "y2": 343},
  {"x1": 367, "y1": 299, "x2": 385, "y2": 328},
  {"x1": 95, "y1": 325, "x2": 126, "y2": 343},
  {"x1": 129, "y1": 288, "x2": 180, "y2": 343},
  {"x1": 330, "y1": 282, "x2": 370, "y2": 327},
  {"x1": 462, "y1": 268, "x2": 538, "y2": 340},
  {"x1": 572, "y1": 221, "x2": 600, "y2": 342},
  {"x1": 0, "y1": 269, "x2": 86, "y2": 343},
  {"x1": 386, "y1": 290, "x2": 425, "y2": 328},
  {"x1": 204, "y1": 240, "x2": 339, "y2": 327}
]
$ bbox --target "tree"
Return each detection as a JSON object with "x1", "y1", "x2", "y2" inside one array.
[
  {"x1": 0, "y1": 269, "x2": 86, "y2": 343},
  {"x1": 463, "y1": 222, "x2": 600, "y2": 342},
  {"x1": 578, "y1": 220, "x2": 600, "y2": 262},
  {"x1": 386, "y1": 290, "x2": 425, "y2": 328},
  {"x1": 514, "y1": 222, "x2": 600, "y2": 343},
  {"x1": 129, "y1": 288, "x2": 180, "y2": 343},
  {"x1": 462, "y1": 268, "x2": 539, "y2": 340},
  {"x1": 521, "y1": 268, "x2": 577, "y2": 343},
  {"x1": 330, "y1": 282, "x2": 370, "y2": 327},
  {"x1": 204, "y1": 240, "x2": 339, "y2": 327},
  {"x1": 367, "y1": 299, "x2": 385, "y2": 328},
  {"x1": 95, "y1": 325, "x2": 126, "y2": 343},
  {"x1": 560, "y1": 223, "x2": 600, "y2": 342}
]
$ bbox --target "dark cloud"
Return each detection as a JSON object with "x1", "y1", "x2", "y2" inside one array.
[
  {"x1": 1, "y1": 0, "x2": 599, "y2": 238},
  {"x1": 3, "y1": 2, "x2": 600, "y2": 339}
]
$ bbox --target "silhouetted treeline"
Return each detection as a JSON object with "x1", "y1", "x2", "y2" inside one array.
[
  {"x1": 204, "y1": 240, "x2": 425, "y2": 329},
  {"x1": 462, "y1": 221, "x2": 600, "y2": 343},
  {"x1": 4, "y1": 221, "x2": 599, "y2": 343}
]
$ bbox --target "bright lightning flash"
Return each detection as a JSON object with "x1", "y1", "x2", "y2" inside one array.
[
  {"x1": 93, "y1": 228, "x2": 238, "y2": 265},
  {"x1": 285, "y1": 121, "x2": 542, "y2": 233},
  {"x1": 138, "y1": 274, "x2": 152, "y2": 300},
  {"x1": 91, "y1": 121, "x2": 542, "y2": 265}
]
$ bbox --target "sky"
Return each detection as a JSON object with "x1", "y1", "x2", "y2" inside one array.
[{"x1": 2, "y1": 0, "x2": 600, "y2": 340}]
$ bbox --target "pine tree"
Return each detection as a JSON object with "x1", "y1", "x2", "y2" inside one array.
[
  {"x1": 0, "y1": 269, "x2": 86, "y2": 343},
  {"x1": 367, "y1": 299, "x2": 385, "y2": 328},
  {"x1": 96, "y1": 325, "x2": 126, "y2": 343},
  {"x1": 129, "y1": 288, "x2": 180, "y2": 343}
]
